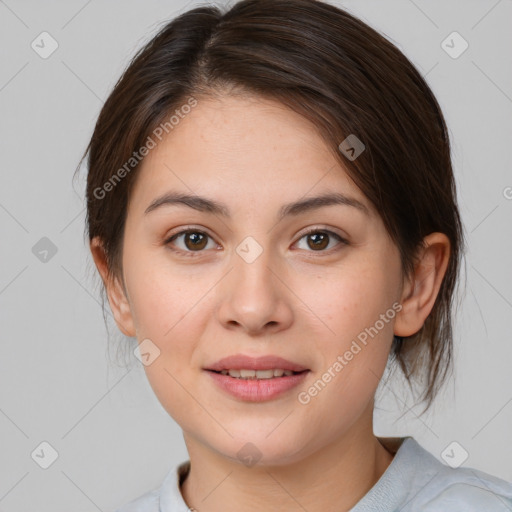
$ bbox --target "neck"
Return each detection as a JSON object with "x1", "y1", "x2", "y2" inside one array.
[{"x1": 180, "y1": 418, "x2": 394, "y2": 512}]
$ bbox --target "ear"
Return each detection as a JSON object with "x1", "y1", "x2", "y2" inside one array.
[
  {"x1": 90, "y1": 236, "x2": 136, "y2": 338},
  {"x1": 394, "y1": 232, "x2": 451, "y2": 337}
]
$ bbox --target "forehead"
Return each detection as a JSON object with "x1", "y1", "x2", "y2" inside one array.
[{"x1": 129, "y1": 94, "x2": 374, "y2": 217}]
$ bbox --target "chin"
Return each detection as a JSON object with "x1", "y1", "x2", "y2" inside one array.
[{"x1": 210, "y1": 433, "x2": 309, "y2": 468}]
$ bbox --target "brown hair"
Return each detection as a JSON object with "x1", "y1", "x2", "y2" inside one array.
[{"x1": 75, "y1": 0, "x2": 466, "y2": 414}]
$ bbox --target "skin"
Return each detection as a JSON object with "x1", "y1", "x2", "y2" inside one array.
[{"x1": 91, "y1": 93, "x2": 450, "y2": 511}]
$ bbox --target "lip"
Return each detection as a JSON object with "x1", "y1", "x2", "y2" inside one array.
[
  {"x1": 205, "y1": 369, "x2": 310, "y2": 402},
  {"x1": 204, "y1": 354, "x2": 309, "y2": 372}
]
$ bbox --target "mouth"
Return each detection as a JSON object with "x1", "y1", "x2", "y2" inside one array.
[
  {"x1": 204, "y1": 353, "x2": 309, "y2": 373},
  {"x1": 204, "y1": 368, "x2": 311, "y2": 402},
  {"x1": 206, "y1": 368, "x2": 309, "y2": 379},
  {"x1": 203, "y1": 354, "x2": 310, "y2": 401}
]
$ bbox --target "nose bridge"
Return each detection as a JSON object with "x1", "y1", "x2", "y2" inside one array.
[
  {"x1": 215, "y1": 234, "x2": 293, "y2": 334},
  {"x1": 232, "y1": 234, "x2": 277, "y2": 301},
  {"x1": 235, "y1": 234, "x2": 267, "y2": 269}
]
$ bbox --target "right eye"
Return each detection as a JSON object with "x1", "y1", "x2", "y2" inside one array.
[{"x1": 164, "y1": 229, "x2": 220, "y2": 256}]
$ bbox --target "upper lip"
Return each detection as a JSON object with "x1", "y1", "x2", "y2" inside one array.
[{"x1": 204, "y1": 354, "x2": 309, "y2": 372}]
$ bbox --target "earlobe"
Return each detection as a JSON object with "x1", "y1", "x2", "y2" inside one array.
[
  {"x1": 394, "y1": 233, "x2": 451, "y2": 338},
  {"x1": 89, "y1": 237, "x2": 136, "y2": 338}
]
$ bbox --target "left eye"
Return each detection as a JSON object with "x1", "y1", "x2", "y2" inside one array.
[{"x1": 294, "y1": 229, "x2": 345, "y2": 252}]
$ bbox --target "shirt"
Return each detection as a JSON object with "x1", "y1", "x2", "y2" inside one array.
[{"x1": 115, "y1": 436, "x2": 512, "y2": 511}]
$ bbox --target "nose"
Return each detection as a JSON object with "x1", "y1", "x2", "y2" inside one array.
[{"x1": 214, "y1": 243, "x2": 294, "y2": 336}]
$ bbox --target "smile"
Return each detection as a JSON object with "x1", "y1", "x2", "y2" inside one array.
[
  {"x1": 218, "y1": 368, "x2": 299, "y2": 379},
  {"x1": 205, "y1": 369, "x2": 310, "y2": 401}
]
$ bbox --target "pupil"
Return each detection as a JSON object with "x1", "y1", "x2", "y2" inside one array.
[
  {"x1": 186, "y1": 232, "x2": 207, "y2": 250},
  {"x1": 308, "y1": 233, "x2": 328, "y2": 250}
]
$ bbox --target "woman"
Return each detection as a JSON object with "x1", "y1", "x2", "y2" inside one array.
[{"x1": 78, "y1": 0, "x2": 512, "y2": 509}]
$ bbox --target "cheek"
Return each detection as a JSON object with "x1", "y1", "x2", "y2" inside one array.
[
  {"x1": 125, "y1": 252, "x2": 191, "y2": 336},
  {"x1": 129, "y1": 265, "x2": 205, "y2": 424},
  {"x1": 299, "y1": 260, "x2": 397, "y2": 392},
  {"x1": 142, "y1": 359, "x2": 198, "y2": 432},
  {"x1": 301, "y1": 263, "x2": 394, "y2": 340}
]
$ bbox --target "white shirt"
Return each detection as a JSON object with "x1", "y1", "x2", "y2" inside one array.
[{"x1": 115, "y1": 436, "x2": 512, "y2": 511}]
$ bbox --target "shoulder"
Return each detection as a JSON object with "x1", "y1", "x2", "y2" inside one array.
[
  {"x1": 401, "y1": 439, "x2": 512, "y2": 511},
  {"x1": 113, "y1": 459, "x2": 191, "y2": 512},
  {"x1": 420, "y1": 465, "x2": 512, "y2": 511},
  {"x1": 364, "y1": 437, "x2": 512, "y2": 512},
  {"x1": 114, "y1": 488, "x2": 160, "y2": 512}
]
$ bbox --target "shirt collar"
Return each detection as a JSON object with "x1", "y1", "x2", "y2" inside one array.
[{"x1": 159, "y1": 459, "x2": 192, "y2": 512}]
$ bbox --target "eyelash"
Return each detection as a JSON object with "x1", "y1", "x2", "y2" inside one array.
[{"x1": 164, "y1": 226, "x2": 347, "y2": 258}]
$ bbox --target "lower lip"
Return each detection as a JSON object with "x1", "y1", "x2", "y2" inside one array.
[{"x1": 205, "y1": 370, "x2": 310, "y2": 402}]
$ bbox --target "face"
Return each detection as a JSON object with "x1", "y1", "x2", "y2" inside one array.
[{"x1": 112, "y1": 94, "x2": 406, "y2": 465}]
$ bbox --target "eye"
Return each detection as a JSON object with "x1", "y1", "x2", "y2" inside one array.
[
  {"x1": 164, "y1": 227, "x2": 347, "y2": 257},
  {"x1": 294, "y1": 228, "x2": 347, "y2": 252},
  {"x1": 165, "y1": 229, "x2": 218, "y2": 255}
]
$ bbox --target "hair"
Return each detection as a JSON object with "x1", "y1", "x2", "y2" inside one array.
[{"x1": 75, "y1": 0, "x2": 467, "y2": 415}]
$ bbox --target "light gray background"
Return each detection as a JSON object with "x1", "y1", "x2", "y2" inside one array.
[{"x1": 1, "y1": 0, "x2": 511, "y2": 510}]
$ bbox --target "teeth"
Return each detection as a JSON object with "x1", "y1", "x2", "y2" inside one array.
[{"x1": 219, "y1": 369, "x2": 296, "y2": 379}]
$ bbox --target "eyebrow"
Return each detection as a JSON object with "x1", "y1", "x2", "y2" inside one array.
[{"x1": 144, "y1": 190, "x2": 370, "y2": 220}]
